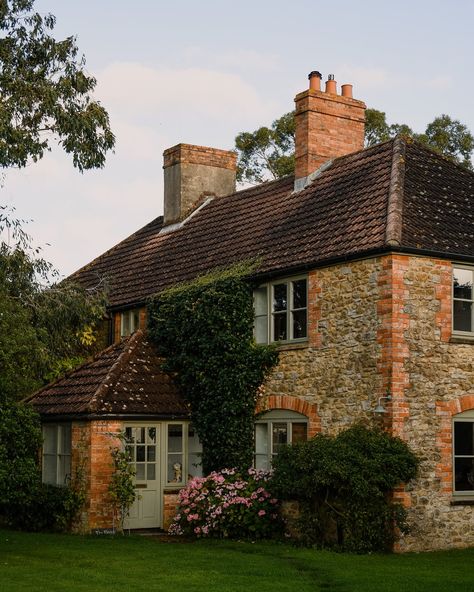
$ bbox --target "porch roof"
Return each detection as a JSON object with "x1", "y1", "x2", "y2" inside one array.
[{"x1": 25, "y1": 331, "x2": 189, "y2": 419}]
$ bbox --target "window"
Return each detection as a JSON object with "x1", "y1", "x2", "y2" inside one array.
[
  {"x1": 453, "y1": 266, "x2": 474, "y2": 334},
  {"x1": 254, "y1": 277, "x2": 308, "y2": 344},
  {"x1": 255, "y1": 409, "x2": 308, "y2": 470},
  {"x1": 166, "y1": 423, "x2": 203, "y2": 485},
  {"x1": 453, "y1": 411, "x2": 474, "y2": 495},
  {"x1": 42, "y1": 424, "x2": 71, "y2": 486},
  {"x1": 121, "y1": 309, "x2": 140, "y2": 337}
]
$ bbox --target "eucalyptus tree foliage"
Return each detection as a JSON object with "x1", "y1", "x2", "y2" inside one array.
[
  {"x1": 0, "y1": 0, "x2": 115, "y2": 171},
  {"x1": 235, "y1": 108, "x2": 474, "y2": 183},
  {"x1": 0, "y1": 208, "x2": 107, "y2": 400}
]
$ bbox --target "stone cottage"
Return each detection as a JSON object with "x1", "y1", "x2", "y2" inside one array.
[{"x1": 27, "y1": 71, "x2": 474, "y2": 551}]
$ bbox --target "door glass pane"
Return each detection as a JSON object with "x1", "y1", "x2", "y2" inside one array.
[
  {"x1": 273, "y1": 284, "x2": 287, "y2": 312},
  {"x1": 455, "y1": 457, "x2": 474, "y2": 491},
  {"x1": 147, "y1": 464, "x2": 156, "y2": 480},
  {"x1": 136, "y1": 464, "x2": 145, "y2": 480},
  {"x1": 454, "y1": 269, "x2": 473, "y2": 300},
  {"x1": 292, "y1": 422, "x2": 308, "y2": 443},
  {"x1": 273, "y1": 312, "x2": 287, "y2": 341},
  {"x1": 272, "y1": 423, "x2": 288, "y2": 455},
  {"x1": 292, "y1": 309, "x2": 307, "y2": 339},
  {"x1": 147, "y1": 428, "x2": 156, "y2": 444},
  {"x1": 292, "y1": 279, "x2": 307, "y2": 309},
  {"x1": 135, "y1": 428, "x2": 145, "y2": 444},
  {"x1": 136, "y1": 446, "x2": 145, "y2": 462},
  {"x1": 147, "y1": 446, "x2": 156, "y2": 462},
  {"x1": 125, "y1": 427, "x2": 133, "y2": 443},
  {"x1": 455, "y1": 422, "x2": 474, "y2": 455},
  {"x1": 453, "y1": 301, "x2": 472, "y2": 332}
]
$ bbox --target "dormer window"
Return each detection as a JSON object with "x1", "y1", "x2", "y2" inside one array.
[
  {"x1": 254, "y1": 276, "x2": 308, "y2": 344},
  {"x1": 453, "y1": 266, "x2": 474, "y2": 334},
  {"x1": 121, "y1": 309, "x2": 140, "y2": 337}
]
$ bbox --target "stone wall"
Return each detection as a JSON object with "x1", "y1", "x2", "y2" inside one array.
[
  {"x1": 260, "y1": 254, "x2": 474, "y2": 552},
  {"x1": 262, "y1": 258, "x2": 383, "y2": 432}
]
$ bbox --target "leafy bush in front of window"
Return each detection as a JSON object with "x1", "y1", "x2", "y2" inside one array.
[
  {"x1": 271, "y1": 423, "x2": 419, "y2": 553},
  {"x1": 169, "y1": 468, "x2": 283, "y2": 539},
  {"x1": 148, "y1": 263, "x2": 278, "y2": 474},
  {"x1": 2, "y1": 483, "x2": 84, "y2": 532}
]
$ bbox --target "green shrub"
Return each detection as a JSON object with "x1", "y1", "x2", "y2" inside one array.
[
  {"x1": 2, "y1": 483, "x2": 84, "y2": 532},
  {"x1": 271, "y1": 423, "x2": 419, "y2": 553},
  {"x1": 169, "y1": 468, "x2": 283, "y2": 539}
]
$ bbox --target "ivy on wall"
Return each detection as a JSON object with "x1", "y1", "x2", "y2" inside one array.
[{"x1": 147, "y1": 263, "x2": 278, "y2": 474}]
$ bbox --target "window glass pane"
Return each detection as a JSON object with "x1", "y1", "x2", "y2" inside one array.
[
  {"x1": 168, "y1": 425, "x2": 183, "y2": 453},
  {"x1": 273, "y1": 284, "x2": 287, "y2": 312},
  {"x1": 273, "y1": 312, "x2": 287, "y2": 341},
  {"x1": 255, "y1": 424, "x2": 268, "y2": 455},
  {"x1": 43, "y1": 426, "x2": 57, "y2": 454},
  {"x1": 58, "y1": 455, "x2": 71, "y2": 485},
  {"x1": 121, "y1": 312, "x2": 130, "y2": 336},
  {"x1": 254, "y1": 287, "x2": 268, "y2": 316},
  {"x1": 188, "y1": 425, "x2": 203, "y2": 479},
  {"x1": 453, "y1": 300, "x2": 472, "y2": 332},
  {"x1": 59, "y1": 425, "x2": 71, "y2": 455},
  {"x1": 255, "y1": 454, "x2": 270, "y2": 471},
  {"x1": 272, "y1": 423, "x2": 288, "y2": 455},
  {"x1": 455, "y1": 422, "x2": 474, "y2": 455},
  {"x1": 133, "y1": 310, "x2": 140, "y2": 331},
  {"x1": 292, "y1": 309, "x2": 307, "y2": 339},
  {"x1": 292, "y1": 423, "x2": 308, "y2": 444},
  {"x1": 125, "y1": 427, "x2": 133, "y2": 443},
  {"x1": 292, "y1": 279, "x2": 307, "y2": 309},
  {"x1": 255, "y1": 315, "x2": 268, "y2": 344},
  {"x1": 168, "y1": 455, "x2": 183, "y2": 483},
  {"x1": 43, "y1": 455, "x2": 57, "y2": 484},
  {"x1": 454, "y1": 269, "x2": 473, "y2": 300},
  {"x1": 455, "y1": 457, "x2": 474, "y2": 491},
  {"x1": 135, "y1": 428, "x2": 145, "y2": 444}
]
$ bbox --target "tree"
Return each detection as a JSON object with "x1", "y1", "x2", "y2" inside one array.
[
  {"x1": 0, "y1": 208, "x2": 107, "y2": 401},
  {"x1": 235, "y1": 111, "x2": 295, "y2": 184},
  {"x1": 0, "y1": 0, "x2": 115, "y2": 171},
  {"x1": 235, "y1": 109, "x2": 474, "y2": 183}
]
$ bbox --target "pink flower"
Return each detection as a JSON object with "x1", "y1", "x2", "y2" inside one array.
[{"x1": 258, "y1": 510, "x2": 266, "y2": 517}]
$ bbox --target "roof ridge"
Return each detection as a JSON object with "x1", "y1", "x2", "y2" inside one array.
[
  {"x1": 385, "y1": 136, "x2": 406, "y2": 246},
  {"x1": 88, "y1": 330, "x2": 144, "y2": 413}
]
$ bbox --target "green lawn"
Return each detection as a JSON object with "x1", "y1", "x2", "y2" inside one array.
[{"x1": 0, "y1": 529, "x2": 473, "y2": 592}]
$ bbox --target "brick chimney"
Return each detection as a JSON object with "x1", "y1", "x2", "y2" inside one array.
[
  {"x1": 163, "y1": 144, "x2": 237, "y2": 226},
  {"x1": 294, "y1": 71, "x2": 366, "y2": 188}
]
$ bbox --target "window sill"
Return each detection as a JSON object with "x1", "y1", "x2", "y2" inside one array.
[
  {"x1": 275, "y1": 341, "x2": 309, "y2": 352},
  {"x1": 450, "y1": 498, "x2": 474, "y2": 506},
  {"x1": 450, "y1": 334, "x2": 474, "y2": 344}
]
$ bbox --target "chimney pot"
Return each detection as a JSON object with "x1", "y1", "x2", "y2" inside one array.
[
  {"x1": 308, "y1": 70, "x2": 322, "y2": 91},
  {"x1": 325, "y1": 75, "x2": 337, "y2": 94},
  {"x1": 341, "y1": 84, "x2": 353, "y2": 98}
]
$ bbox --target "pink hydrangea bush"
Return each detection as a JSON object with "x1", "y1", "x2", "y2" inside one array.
[{"x1": 169, "y1": 468, "x2": 283, "y2": 539}]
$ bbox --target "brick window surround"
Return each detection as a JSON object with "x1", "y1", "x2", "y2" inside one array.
[
  {"x1": 256, "y1": 394, "x2": 320, "y2": 438},
  {"x1": 436, "y1": 394, "x2": 474, "y2": 495}
]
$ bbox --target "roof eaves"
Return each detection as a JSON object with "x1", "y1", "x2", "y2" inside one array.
[{"x1": 385, "y1": 136, "x2": 406, "y2": 247}]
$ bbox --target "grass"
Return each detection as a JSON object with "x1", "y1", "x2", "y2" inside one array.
[{"x1": 1, "y1": 529, "x2": 473, "y2": 592}]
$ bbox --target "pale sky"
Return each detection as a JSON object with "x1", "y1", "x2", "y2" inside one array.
[{"x1": 3, "y1": 0, "x2": 474, "y2": 276}]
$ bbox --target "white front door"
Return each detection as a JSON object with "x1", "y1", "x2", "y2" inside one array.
[{"x1": 123, "y1": 424, "x2": 162, "y2": 529}]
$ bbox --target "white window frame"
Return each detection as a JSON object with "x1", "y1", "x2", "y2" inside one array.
[
  {"x1": 254, "y1": 276, "x2": 308, "y2": 344},
  {"x1": 120, "y1": 309, "x2": 140, "y2": 337},
  {"x1": 42, "y1": 423, "x2": 72, "y2": 486},
  {"x1": 254, "y1": 409, "x2": 308, "y2": 470},
  {"x1": 453, "y1": 410, "x2": 474, "y2": 497},
  {"x1": 452, "y1": 265, "x2": 474, "y2": 336}
]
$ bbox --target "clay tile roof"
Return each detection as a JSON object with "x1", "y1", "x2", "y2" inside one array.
[
  {"x1": 25, "y1": 331, "x2": 188, "y2": 419},
  {"x1": 69, "y1": 138, "x2": 474, "y2": 309}
]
